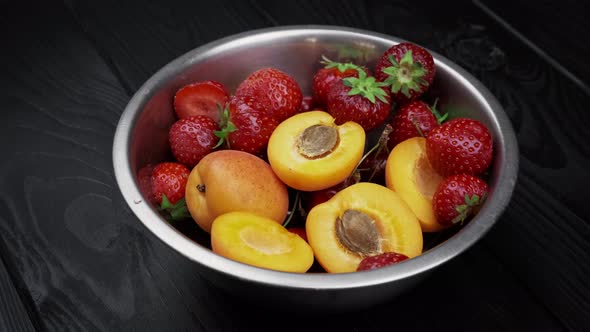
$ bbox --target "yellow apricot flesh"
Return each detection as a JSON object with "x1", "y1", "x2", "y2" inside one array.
[
  {"x1": 385, "y1": 137, "x2": 446, "y2": 232},
  {"x1": 211, "y1": 212, "x2": 314, "y2": 273}
]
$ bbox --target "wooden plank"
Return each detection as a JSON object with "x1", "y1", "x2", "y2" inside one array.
[
  {"x1": 0, "y1": 2, "x2": 212, "y2": 331},
  {"x1": 476, "y1": 0, "x2": 590, "y2": 91},
  {"x1": 0, "y1": 257, "x2": 36, "y2": 332}
]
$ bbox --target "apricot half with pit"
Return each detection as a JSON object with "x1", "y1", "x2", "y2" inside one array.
[
  {"x1": 267, "y1": 110, "x2": 365, "y2": 192},
  {"x1": 185, "y1": 150, "x2": 289, "y2": 233},
  {"x1": 306, "y1": 182, "x2": 423, "y2": 273},
  {"x1": 211, "y1": 212, "x2": 314, "y2": 273},
  {"x1": 385, "y1": 137, "x2": 446, "y2": 232}
]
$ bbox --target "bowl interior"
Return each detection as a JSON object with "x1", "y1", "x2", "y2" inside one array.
[{"x1": 115, "y1": 26, "x2": 518, "y2": 289}]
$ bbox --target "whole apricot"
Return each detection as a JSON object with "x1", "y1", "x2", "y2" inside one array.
[
  {"x1": 385, "y1": 137, "x2": 446, "y2": 232},
  {"x1": 267, "y1": 110, "x2": 365, "y2": 192},
  {"x1": 185, "y1": 150, "x2": 289, "y2": 233},
  {"x1": 211, "y1": 212, "x2": 314, "y2": 273},
  {"x1": 306, "y1": 182, "x2": 423, "y2": 273}
]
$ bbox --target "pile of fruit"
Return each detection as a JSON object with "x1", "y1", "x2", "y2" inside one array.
[{"x1": 138, "y1": 42, "x2": 494, "y2": 274}]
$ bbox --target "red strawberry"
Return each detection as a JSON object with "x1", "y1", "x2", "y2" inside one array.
[
  {"x1": 299, "y1": 95, "x2": 315, "y2": 113},
  {"x1": 137, "y1": 164, "x2": 156, "y2": 204},
  {"x1": 357, "y1": 252, "x2": 409, "y2": 271},
  {"x1": 152, "y1": 162, "x2": 190, "y2": 205},
  {"x1": 173, "y1": 81, "x2": 229, "y2": 122},
  {"x1": 312, "y1": 56, "x2": 368, "y2": 107},
  {"x1": 375, "y1": 43, "x2": 435, "y2": 103},
  {"x1": 326, "y1": 71, "x2": 392, "y2": 132},
  {"x1": 426, "y1": 118, "x2": 493, "y2": 176},
  {"x1": 433, "y1": 174, "x2": 488, "y2": 225},
  {"x1": 235, "y1": 67, "x2": 302, "y2": 122},
  {"x1": 388, "y1": 99, "x2": 447, "y2": 149},
  {"x1": 169, "y1": 115, "x2": 220, "y2": 168},
  {"x1": 214, "y1": 96, "x2": 279, "y2": 157},
  {"x1": 288, "y1": 227, "x2": 308, "y2": 242}
]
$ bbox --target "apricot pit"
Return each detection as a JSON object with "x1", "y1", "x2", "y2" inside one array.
[
  {"x1": 336, "y1": 210, "x2": 381, "y2": 256},
  {"x1": 297, "y1": 124, "x2": 339, "y2": 158}
]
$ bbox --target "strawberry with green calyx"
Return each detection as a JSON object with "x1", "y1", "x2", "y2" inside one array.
[
  {"x1": 432, "y1": 174, "x2": 489, "y2": 226},
  {"x1": 151, "y1": 162, "x2": 191, "y2": 222},
  {"x1": 152, "y1": 162, "x2": 190, "y2": 204},
  {"x1": 388, "y1": 99, "x2": 447, "y2": 149},
  {"x1": 215, "y1": 96, "x2": 279, "y2": 156},
  {"x1": 375, "y1": 42, "x2": 435, "y2": 103},
  {"x1": 326, "y1": 70, "x2": 392, "y2": 132},
  {"x1": 313, "y1": 55, "x2": 369, "y2": 108}
]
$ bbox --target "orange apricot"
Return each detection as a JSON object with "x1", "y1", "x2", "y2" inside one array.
[
  {"x1": 185, "y1": 150, "x2": 289, "y2": 233},
  {"x1": 306, "y1": 182, "x2": 423, "y2": 273},
  {"x1": 385, "y1": 137, "x2": 446, "y2": 232},
  {"x1": 211, "y1": 212, "x2": 314, "y2": 273},
  {"x1": 267, "y1": 110, "x2": 365, "y2": 192}
]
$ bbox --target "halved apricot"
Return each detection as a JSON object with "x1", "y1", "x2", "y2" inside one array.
[
  {"x1": 385, "y1": 137, "x2": 446, "y2": 232},
  {"x1": 306, "y1": 182, "x2": 423, "y2": 273},
  {"x1": 211, "y1": 212, "x2": 314, "y2": 273},
  {"x1": 267, "y1": 110, "x2": 365, "y2": 192}
]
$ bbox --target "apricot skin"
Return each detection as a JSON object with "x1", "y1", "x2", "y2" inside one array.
[
  {"x1": 306, "y1": 182, "x2": 423, "y2": 273},
  {"x1": 267, "y1": 111, "x2": 365, "y2": 192},
  {"x1": 185, "y1": 150, "x2": 289, "y2": 233},
  {"x1": 211, "y1": 212, "x2": 314, "y2": 273},
  {"x1": 385, "y1": 137, "x2": 446, "y2": 232}
]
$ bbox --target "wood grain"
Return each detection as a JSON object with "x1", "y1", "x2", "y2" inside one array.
[
  {"x1": 477, "y1": 0, "x2": 590, "y2": 90},
  {"x1": 0, "y1": 258, "x2": 36, "y2": 332},
  {"x1": 0, "y1": 0, "x2": 587, "y2": 331}
]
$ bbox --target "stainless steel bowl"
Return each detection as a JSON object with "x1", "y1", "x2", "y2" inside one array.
[{"x1": 113, "y1": 25, "x2": 518, "y2": 313}]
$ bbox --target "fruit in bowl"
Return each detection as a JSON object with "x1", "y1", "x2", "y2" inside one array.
[
  {"x1": 113, "y1": 26, "x2": 518, "y2": 311},
  {"x1": 133, "y1": 42, "x2": 497, "y2": 274}
]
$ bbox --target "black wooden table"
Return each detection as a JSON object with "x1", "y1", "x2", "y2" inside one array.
[{"x1": 1, "y1": 1, "x2": 589, "y2": 331}]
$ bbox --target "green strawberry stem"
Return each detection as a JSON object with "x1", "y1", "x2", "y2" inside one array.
[
  {"x1": 213, "y1": 103, "x2": 237, "y2": 149},
  {"x1": 382, "y1": 50, "x2": 429, "y2": 98},
  {"x1": 160, "y1": 195, "x2": 190, "y2": 221},
  {"x1": 320, "y1": 55, "x2": 363, "y2": 73},
  {"x1": 282, "y1": 191, "x2": 300, "y2": 228},
  {"x1": 429, "y1": 98, "x2": 448, "y2": 124},
  {"x1": 343, "y1": 70, "x2": 390, "y2": 104}
]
